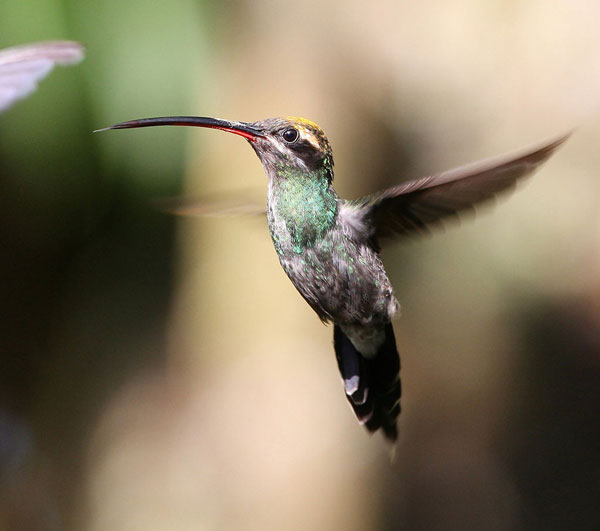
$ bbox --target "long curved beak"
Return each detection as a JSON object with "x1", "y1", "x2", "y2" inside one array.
[{"x1": 94, "y1": 116, "x2": 265, "y2": 141}]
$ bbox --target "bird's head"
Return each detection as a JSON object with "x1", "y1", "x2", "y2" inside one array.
[
  {"x1": 96, "y1": 115, "x2": 334, "y2": 182},
  {"x1": 249, "y1": 116, "x2": 333, "y2": 179}
]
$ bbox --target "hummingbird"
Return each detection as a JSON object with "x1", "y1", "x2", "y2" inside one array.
[
  {"x1": 97, "y1": 115, "x2": 568, "y2": 441},
  {"x1": 0, "y1": 40, "x2": 84, "y2": 112}
]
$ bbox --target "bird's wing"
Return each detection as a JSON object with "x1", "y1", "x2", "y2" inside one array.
[
  {"x1": 346, "y1": 133, "x2": 570, "y2": 245},
  {"x1": 153, "y1": 189, "x2": 266, "y2": 217},
  {"x1": 0, "y1": 40, "x2": 84, "y2": 112}
]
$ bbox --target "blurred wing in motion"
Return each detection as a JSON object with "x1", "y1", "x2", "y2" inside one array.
[
  {"x1": 153, "y1": 188, "x2": 266, "y2": 217},
  {"x1": 0, "y1": 40, "x2": 84, "y2": 112},
  {"x1": 347, "y1": 133, "x2": 570, "y2": 246}
]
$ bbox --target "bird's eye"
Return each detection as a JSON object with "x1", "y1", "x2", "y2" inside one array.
[{"x1": 282, "y1": 127, "x2": 299, "y2": 143}]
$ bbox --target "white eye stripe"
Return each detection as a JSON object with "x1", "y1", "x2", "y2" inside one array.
[
  {"x1": 294, "y1": 127, "x2": 321, "y2": 150},
  {"x1": 304, "y1": 135, "x2": 321, "y2": 150}
]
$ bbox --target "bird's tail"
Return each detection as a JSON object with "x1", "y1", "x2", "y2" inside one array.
[{"x1": 333, "y1": 323, "x2": 401, "y2": 441}]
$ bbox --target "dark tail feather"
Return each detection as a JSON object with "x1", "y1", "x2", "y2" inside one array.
[{"x1": 333, "y1": 324, "x2": 401, "y2": 441}]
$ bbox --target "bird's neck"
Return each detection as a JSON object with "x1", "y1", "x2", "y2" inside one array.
[{"x1": 267, "y1": 165, "x2": 338, "y2": 255}]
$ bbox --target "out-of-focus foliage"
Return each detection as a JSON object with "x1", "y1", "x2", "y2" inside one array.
[{"x1": 0, "y1": 1, "x2": 598, "y2": 530}]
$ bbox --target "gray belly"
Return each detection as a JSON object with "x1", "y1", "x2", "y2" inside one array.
[{"x1": 278, "y1": 231, "x2": 399, "y2": 326}]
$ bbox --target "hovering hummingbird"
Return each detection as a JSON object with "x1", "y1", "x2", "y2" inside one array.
[
  {"x1": 97, "y1": 115, "x2": 568, "y2": 441},
  {"x1": 0, "y1": 40, "x2": 84, "y2": 112}
]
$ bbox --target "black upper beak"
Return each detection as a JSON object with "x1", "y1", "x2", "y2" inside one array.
[{"x1": 94, "y1": 116, "x2": 265, "y2": 141}]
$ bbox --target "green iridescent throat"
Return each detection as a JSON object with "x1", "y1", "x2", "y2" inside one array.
[{"x1": 270, "y1": 165, "x2": 338, "y2": 254}]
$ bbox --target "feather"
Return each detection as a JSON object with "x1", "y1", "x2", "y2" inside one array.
[
  {"x1": 351, "y1": 133, "x2": 570, "y2": 244},
  {"x1": 152, "y1": 189, "x2": 266, "y2": 217},
  {"x1": 0, "y1": 40, "x2": 84, "y2": 112},
  {"x1": 334, "y1": 323, "x2": 401, "y2": 441}
]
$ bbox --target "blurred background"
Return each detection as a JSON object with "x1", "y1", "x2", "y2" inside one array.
[{"x1": 1, "y1": 1, "x2": 599, "y2": 530}]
